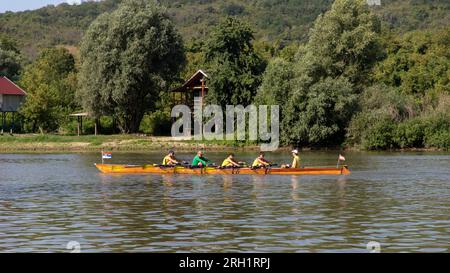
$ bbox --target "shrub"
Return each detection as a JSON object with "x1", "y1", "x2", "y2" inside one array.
[
  {"x1": 361, "y1": 118, "x2": 397, "y2": 150},
  {"x1": 423, "y1": 113, "x2": 450, "y2": 149},
  {"x1": 393, "y1": 118, "x2": 425, "y2": 148},
  {"x1": 140, "y1": 111, "x2": 172, "y2": 136}
]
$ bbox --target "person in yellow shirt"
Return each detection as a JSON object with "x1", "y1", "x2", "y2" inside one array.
[
  {"x1": 252, "y1": 152, "x2": 271, "y2": 168},
  {"x1": 282, "y1": 149, "x2": 301, "y2": 168},
  {"x1": 291, "y1": 149, "x2": 301, "y2": 168},
  {"x1": 221, "y1": 153, "x2": 241, "y2": 168},
  {"x1": 162, "y1": 150, "x2": 179, "y2": 166}
]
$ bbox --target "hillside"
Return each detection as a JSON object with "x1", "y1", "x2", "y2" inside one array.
[{"x1": 0, "y1": 0, "x2": 449, "y2": 59}]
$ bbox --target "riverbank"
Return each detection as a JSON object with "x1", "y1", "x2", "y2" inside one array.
[
  {"x1": 0, "y1": 134, "x2": 446, "y2": 153},
  {"x1": 0, "y1": 134, "x2": 264, "y2": 153}
]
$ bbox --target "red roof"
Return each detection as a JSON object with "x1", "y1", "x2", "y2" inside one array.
[{"x1": 0, "y1": 77, "x2": 27, "y2": 96}]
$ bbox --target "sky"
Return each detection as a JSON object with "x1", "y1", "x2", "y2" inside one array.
[{"x1": 0, "y1": 0, "x2": 83, "y2": 13}]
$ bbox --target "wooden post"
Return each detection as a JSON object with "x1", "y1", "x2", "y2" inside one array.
[
  {"x1": 94, "y1": 118, "x2": 98, "y2": 136},
  {"x1": 80, "y1": 116, "x2": 83, "y2": 135},
  {"x1": 1, "y1": 112, "x2": 5, "y2": 136},
  {"x1": 201, "y1": 79, "x2": 205, "y2": 105},
  {"x1": 77, "y1": 116, "x2": 81, "y2": 136},
  {"x1": 10, "y1": 112, "x2": 14, "y2": 135}
]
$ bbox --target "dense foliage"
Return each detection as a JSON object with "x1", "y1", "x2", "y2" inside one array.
[
  {"x1": 2, "y1": 0, "x2": 450, "y2": 150},
  {"x1": 18, "y1": 48, "x2": 77, "y2": 133},
  {"x1": 0, "y1": 34, "x2": 22, "y2": 80},
  {"x1": 77, "y1": 0, "x2": 185, "y2": 133},
  {"x1": 257, "y1": 0, "x2": 383, "y2": 146},
  {"x1": 204, "y1": 17, "x2": 266, "y2": 107},
  {"x1": 373, "y1": 27, "x2": 450, "y2": 96},
  {"x1": 1, "y1": 0, "x2": 449, "y2": 60},
  {"x1": 347, "y1": 26, "x2": 450, "y2": 150}
]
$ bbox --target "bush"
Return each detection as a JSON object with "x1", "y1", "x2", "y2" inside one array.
[
  {"x1": 140, "y1": 111, "x2": 172, "y2": 136},
  {"x1": 59, "y1": 116, "x2": 115, "y2": 135},
  {"x1": 423, "y1": 113, "x2": 450, "y2": 149},
  {"x1": 393, "y1": 118, "x2": 425, "y2": 148},
  {"x1": 361, "y1": 118, "x2": 397, "y2": 150}
]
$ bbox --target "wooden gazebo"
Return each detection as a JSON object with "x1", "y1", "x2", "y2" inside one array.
[
  {"x1": 171, "y1": 70, "x2": 208, "y2": 108},
  {"x1": 69, "y1": 112, "x2": 101, "y2": 136}
]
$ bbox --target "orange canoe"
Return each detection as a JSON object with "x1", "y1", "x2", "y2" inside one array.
[{"x1": 95, "y1": 164, "x2": 350, "y2": 176}]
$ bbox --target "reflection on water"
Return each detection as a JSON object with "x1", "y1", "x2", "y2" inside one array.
[{"x1": 0, "y1": 151, "x2": 449, "y2": 253}]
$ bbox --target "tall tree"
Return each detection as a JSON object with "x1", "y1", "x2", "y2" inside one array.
[
  {"x1": 204, "y1": 17, "x2": 266, "y2": 107},
  {"x1": 77, "y1": 0, "x2": 185, "y2": 133},
  {"x1": 19, "y1": 47, "x2": 77, "y2": 133},
  {"x1": 281, "y1": 0, "x2": 383, "y2": 146},
  {"x1": 302, "y1": 0, "x2": 383, "y2": 89}
]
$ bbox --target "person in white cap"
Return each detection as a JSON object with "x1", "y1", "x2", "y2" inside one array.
[
  {"x1": 291, "y1": 149, "x2": 301, "y2": 168},
  {"x1": 282, "y1": 149, "x2": 301, "y2": 168}
]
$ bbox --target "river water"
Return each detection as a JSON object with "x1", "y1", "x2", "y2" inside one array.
[{"x1": 0, "y1": 151, "x2": 449, "y2": 253}]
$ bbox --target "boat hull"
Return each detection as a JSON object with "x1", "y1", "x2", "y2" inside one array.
[{"x1": 95, "y1": 164, "x2": 350, "y2": 175}]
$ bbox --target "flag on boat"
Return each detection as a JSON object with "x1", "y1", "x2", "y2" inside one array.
[
  {"x1": 102, "y1": 152, "x2": 112, "y2": 159},
  {"x1": 338, "y1": 154, "x2": 346, "y2": 161}
]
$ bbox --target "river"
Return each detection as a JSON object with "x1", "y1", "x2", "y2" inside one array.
[{"x1": 0, "y1": 151, "x2": 449, "y2": 253}]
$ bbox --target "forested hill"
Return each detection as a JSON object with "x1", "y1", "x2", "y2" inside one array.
[{"x1": 1, "y1": 0, "x2": 449, "y2": 59}]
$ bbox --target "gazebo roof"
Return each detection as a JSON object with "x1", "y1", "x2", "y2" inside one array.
[
  {"x1": 171, "y1": 70, "x2": 208, "y2": 93},
  {"x1": 0, "y1": 77, "x2": 27, "y2": 96}
]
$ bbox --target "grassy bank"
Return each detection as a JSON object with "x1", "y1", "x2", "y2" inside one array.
[
  {"x1": 0, "y1": 134, "x2": 262, "y2": 153},
  {"x1": 1, "y1": 134, "x2": 445, "y2": 153}
]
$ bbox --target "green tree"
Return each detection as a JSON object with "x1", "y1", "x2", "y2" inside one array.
[
  {"x1": 302, "y1": 0, "x2": 383, "y2": 88},
  {"x1": 283, "y1": 77, "x2": 357, "y2": 145},
  {"x1": 374, "y1": 27, "x2": 450, "y2": 96},
  {"x1": 346, "y1": 84, "x2": 418, "y2": 149},
  {"x1": 255, "y1": 58, "x2": 295, "y2": 107},
  {"x1": 280, "y1": 0, "x2": 383, "y2": 146},
  {"x1": 0, "y1": 35, "x2": 22, "y2": 80},
  {"x1": 204, "y1": 17, "x2": 266, "y2": 107},
  {"x1": 19, "y1": 48, "x2": 77, "y2": 133},
  {"x1": 78, "y1": 0, "x2": 185, "y2": 133}
]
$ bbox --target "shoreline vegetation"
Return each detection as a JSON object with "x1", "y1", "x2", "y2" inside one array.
[
  {"x1": 1, "y1": 0, "x2": 449, "y2": 152},
  {"x1": 0, "y1": 134, "x2": 260, "y2": 153},
  {"x1": 0, "y1": 134, "x2": 447, "y2": 153}
]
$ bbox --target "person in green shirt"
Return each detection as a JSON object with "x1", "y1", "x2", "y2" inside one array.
[{"x1": 192, "y1": 151, "x2": 211, "y2": 167}]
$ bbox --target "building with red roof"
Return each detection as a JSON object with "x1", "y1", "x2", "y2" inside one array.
[
  {"x1": 0, "y1": 76, "x2": 27, "y2": 133},
  {"x1": 0, "y1": 76, "x2": 27, "y2": 112}
]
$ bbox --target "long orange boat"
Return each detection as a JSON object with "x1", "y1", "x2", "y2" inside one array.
[{"x1": 95, "y1": 164, "x2": 351, "y2": 175}]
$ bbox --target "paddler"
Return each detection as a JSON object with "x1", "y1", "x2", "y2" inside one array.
[
  {"x1": 192, "y1": 151, "x2": 212, "y2": 167},
  {"x1": 162, "y1": 150, "x2": 180, "y2": 166},
  {"x1": 221, "y1": 153, "x2": 241, "y2": 168},
  {"x1": 282, "y1": 149, "x2": 301, "y2": 168},
  {"x1": 252, "y1": 152, "x2": 271, "y2": 168}
]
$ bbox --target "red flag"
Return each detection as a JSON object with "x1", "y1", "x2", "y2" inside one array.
[{"x1": 338, "y1": 154, "x2": 346, "y2": 161}]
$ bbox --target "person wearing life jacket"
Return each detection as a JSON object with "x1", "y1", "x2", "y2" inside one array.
[
  {"x1": 252, "y1": 152, "x2": 271, "y2": 168},
  {"x1": 162, "y1": 150, "x2": 179, "y2": 166}
]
